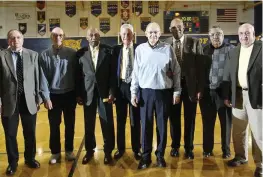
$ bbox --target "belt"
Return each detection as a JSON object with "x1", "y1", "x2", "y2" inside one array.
[{"x1": 242, "y1": 88, "x2": 248, "y2": 91}]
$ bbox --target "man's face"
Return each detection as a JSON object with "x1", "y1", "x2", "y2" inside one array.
[
  {"x1": 170, "y1": 20, "x2": 184, "y2": 39},
  {"x1": 87, "y1": 29, "x2": 100, "y2": 47},
  {"x1": 120, "y1": 28, "x2": 133, "y2": 46},
  {"x1": 51, "y1": 28, "x2": 64, "y2": 47},
  {"x1": 209, "y1": 28, "x2": 224, "y2": 48},
  {"x1": 238, "y1": 25, "x2": 255, "y2": 47},
  {"x1": 145, "y1": 25, "x2": 161, "y2": 45},
  {"x1": 8, "y1": 30, "x2": 24, "y2": 51}
]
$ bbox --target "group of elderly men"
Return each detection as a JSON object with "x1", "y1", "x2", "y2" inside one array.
[{"x1": 0, "y1": 18, "x2": 262, "y2": 177}]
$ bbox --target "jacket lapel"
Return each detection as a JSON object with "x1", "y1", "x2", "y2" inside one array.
[
  {"x1": 84, "y1": 48, "x2": 95, "y2": 72},
  {"x1": 247, "y1": 41, "x2": 261, "y2": 72},
  {"x1": 117, "y1": 45, "x2": 123, "y2": 77},
  {"x1": 96, "y1": 45, "x2": 106, "y2": 71},
  {"x1": 4, "y1": 50, "x2": 17, "y2": 80},
  {"x1": 22, "y1": 48, "x2": 31, "y2": 79}
]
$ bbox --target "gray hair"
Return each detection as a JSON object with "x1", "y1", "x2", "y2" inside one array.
[
  {"x1": 145, "y1": 22, "x2": 161, "y2": 32},
  {"x1": 7, "y1": 29, "x2": 23, "y2": 40},
  {"x1": 209, "y1": 25, "x2": 224, "y2": 34},
  {"x1": 120, "y1": 24, "x2": 134, "y2": 33}
]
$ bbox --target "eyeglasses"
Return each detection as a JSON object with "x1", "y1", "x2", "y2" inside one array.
[
  {"x1": 209, "y1": 32, "x2": 222, "y2": 38},
  {"x1": 52, "y1": 33, "x2": 64, "y2": 38},
  {"x1": 147, "y1": 31, "x2": 160, "y2": 35}
]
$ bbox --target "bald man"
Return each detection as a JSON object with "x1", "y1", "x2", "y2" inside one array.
[
  {"x1": 76, "y1": 28, "x2": 115, "y2": 165},
  {"x1": 223, "y1": 23, "x2": 262, "y2": 177},
  {"x1": 131, "y1": 22, "x2": 181, "y2": 169},
  {"x1": 39, "y1": 27, "x2": 77, "y2": 164},
  {"x1": 164, "y1": 18, "x2": 203, "y2": 159}
]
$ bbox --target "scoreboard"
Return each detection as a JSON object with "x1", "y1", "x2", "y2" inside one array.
[{"x1": 163, "y1": 11, "x2": 209, "y2": 34}]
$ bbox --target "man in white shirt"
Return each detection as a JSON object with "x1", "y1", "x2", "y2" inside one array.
[
  {"x1": 76, "y1": 27, "x2": 115, "y2": 165},
  {"x1": 223, "y1": 23, "x2": 262, "y2": 177}
]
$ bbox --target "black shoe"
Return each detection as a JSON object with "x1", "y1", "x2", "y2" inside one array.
[
  {"x1": 254, "y1": 167, "x2": 263, "y2": 177},
  {"x1": 170, "y1": 148, "x2": 179, "y2": 157},
  {"x1": 6, "y1": 164, "x2": 17, "y2": 176},
  {"x1": 138, "y1": 159, "x2": 152, "y2": 170},
  {"x1": 25, "y1": 160, "x2": 40, "y2": 168},
  {"x1": 222, "y1": 153, "x2": 231, "y2": 159},
  {"x1": 114, "y1": 150, "x2": 124, "y2": 160},
  {"x1": 156, "y1": 157, "x2": 166, "y2": 167},
  {"x1": 184, "y1": 151, "x2": 194, "y2": 159},
  {"x1": 82, "y1": 153, "x2": 94, "y2": 164},
  {"x1": 227, "y1": 158, "x2": 248, "y2": 167},
  {"x1": 104, "y1": 154, "x2": 113, "y2": 165},
  {"x1": 133, "y1": 152, "x2": 142, "y2": 160},
  {"x1": 203, "y1": 152, "x2": 214, "y2": 158}
]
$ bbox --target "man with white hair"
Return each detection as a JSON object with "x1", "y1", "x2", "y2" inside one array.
[
  {"x1": 199, "y1": 25, "x2": 234, "y2": 159},
  {"x1": 223, "y1": 23, "x2": 262, "y2": 177},
  {"x1": 39, "y1": 27, "x2": 77, "y2": 164},
  {"x1": 131, "y1": 22, "x2": 181, "y2": 169},
  {"x1": 112, "y1": 24, "x2": 141, "y2": 160}
]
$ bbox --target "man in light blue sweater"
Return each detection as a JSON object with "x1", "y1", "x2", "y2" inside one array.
[
  {"x1": 39, "y1": 27, "x2": 77, "y2": 164},
  {"x1": 131, "y1": 22, "x2": 181, "y2": 169}
]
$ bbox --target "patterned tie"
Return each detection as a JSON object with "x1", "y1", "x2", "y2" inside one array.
[
  {"x1": 175, "y1": 40, "x2": 182, "y2": 66},
  {"x1": 15, "y1": 52, "x2": 24, "y2": 94},
  {"x1": 125, "y1": 47, "x2": 132, "y2": 83}
]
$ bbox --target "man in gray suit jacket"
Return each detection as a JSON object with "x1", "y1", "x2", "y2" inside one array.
[
  {"x1": 223, "y1": 23, "x2": 262, "y2": 177},
  {"x1": 0, "y1": 29, "x2": 41, "y2": 175},
  {"x1": 164, "y1": 18, "x2": 203, "y2": 159}
]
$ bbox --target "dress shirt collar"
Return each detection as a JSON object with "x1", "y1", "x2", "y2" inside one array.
[
  {"x1": 10, "y1": 48, "x2": 23, "y2": 55},
  {"x1": 90, "y1": 43, "x2": 100, "y2": 51},
  {"x1": 173, "y1": 34, "x2": 184, "y2": 44},
  {"x1": 148, "y1": 40, "x2": 160, "y2": 49},
  {"x1": 123, "y1": 42, "x2": 133, "y2": 50}
]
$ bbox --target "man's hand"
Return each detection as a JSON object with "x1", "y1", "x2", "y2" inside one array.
[
  {"x1": 77, "y1": 97, "x2": 83, "y2": 105},
  {"x1": 131, "y1": 96, "x2": 139, "y2": 107},
  {"x1": 44, "y1": 100, "x2": 53, "y2": 110},
  {"x1": 173, "y1": 95, "x2": 180, "y2": 105},
  {"x1": 196, "y1": 92, "x2": 202, "y2": 101},
  {"x1": 224, "y1": 99, "x2": 232, "y2": 107},
  {"x1": 108, "y1": 94, "x2": 115, "y2": 104}
]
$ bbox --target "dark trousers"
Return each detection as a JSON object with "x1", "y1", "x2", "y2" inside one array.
[
  {"x1": 140, "y1": 88, "x2": 170, "y2": 160},
  {"x1": 169, "y1": 79, "x2": 197, "y2": 152},
  {"x1": 83, "y1": 89, "x2": 115, "y2": 155},
  {"x1": 1, "y1": 94, "x2": 37, "y2": 167},
  {"x1": 199, "y1": 88, "x2": 232, "y2": 154},
  {"x1": 48, "y1": 91, "x2": 76, "y2": 154},
  {"x1": 115, "y1": 81, "x2": 141, "y2": 153}
]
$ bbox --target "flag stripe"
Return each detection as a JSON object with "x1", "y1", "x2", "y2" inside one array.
[{"x1": 216, "y1": 8, "x2": 237, "y2": 22}]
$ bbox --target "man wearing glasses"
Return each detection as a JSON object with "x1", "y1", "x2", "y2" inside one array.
[
  {"x1": 199, "y1": 25, "x2": 234, "y2": 159},
  {"x1": 164, "y1": 18, "x2": 203, "y2": 159},
  {"x1": 131, "y1": 22, "x2": 181, "y2": 169},
  {"x1": 39, "y1": 27, "x2": 77, "y2": 164}
]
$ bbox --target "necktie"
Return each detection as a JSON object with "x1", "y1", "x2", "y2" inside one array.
[
  {"x1": 175, "y1": 40, "x2": 182, "y2": 66},
  {"x1": 15, "y1": 52, "x2": 24, "y2": 94},
  {"x1": 125, "y1": 47, "x2": 132, "y2": 83}
]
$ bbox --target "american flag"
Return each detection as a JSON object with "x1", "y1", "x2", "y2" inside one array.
[{"x1": 217, "y1": 9, "x2": 237, "y2": 22}]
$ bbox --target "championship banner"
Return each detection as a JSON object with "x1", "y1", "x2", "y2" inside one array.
[
  {"x1": 38, "y1": 24, "x2": 46, "y2": 36},
  {"x1": 121, "y1": 9, "x2": 130, "y2": 21},
  {"x1": 80, "y1": 17, "x2": 88, "y2": 30},
  {"x1": 18, "y1": 23, "x2": 27, "y2": 34},
  {"x1": 148, "y1": 1, "x2": 159, "y2": 16},
  {"x1": 120, "y1": 19, "x2": 130, "y2": 26},
  {"x1": 63, "y1": 39, "x2": 82, "y2": 50},
  {"x1": 99, "y1": 18, "x2": 110, "y2": 34},
  {"x1": 37, "y1": 11, "x2": 45, "y2": 23},
  {"x1": 91, "y1": 1, "x2": 102, "y2": 17},
  {"x1": 49, "y1": 18, "x2": 60, "y2": 32},
  {"x1": 121, "y1": 0, "x2": 129, "y2": 8},
  {"x1": 65, "y1": 1, "x2": 76, "y2": 17},
  {"x1": 36, "y1": 1, "x2": 45, "y2": 10},
  {"x1": 15, "y1": 13, "x2": 30, "y2": 20},
  {"x1": 132, "y1": 1, "x2": 142, "y2": 16},
  {"x1": 140, "y1": 17, "x2": 151, "y2": 31},
  {"x1": 107, "y1": 1, "x2": 118, "y2": 17}
]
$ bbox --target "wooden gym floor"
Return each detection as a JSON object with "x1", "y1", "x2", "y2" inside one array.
[{"x1": 0, "y1": 105, "x2": 256, "y2": 177}]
